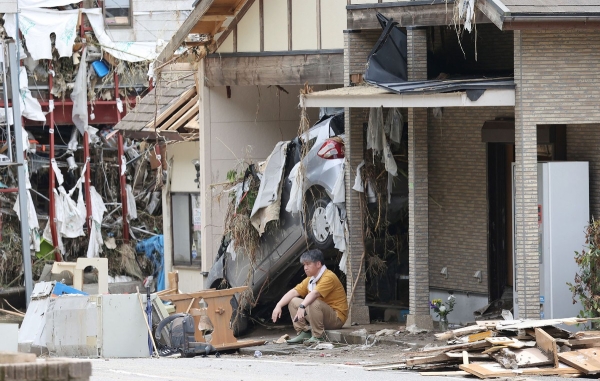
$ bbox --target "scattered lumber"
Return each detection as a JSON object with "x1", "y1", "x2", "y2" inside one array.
[
  {"x1": 0, "y1": 352, "x2": 36, "y2": 364},
  {"x1": 460, "y1": 363, "x2": 581, "y2": 379},
  {"x1": 535, "y1": 328, "x2": 558, "y2": 368},
  {"x1": 558, "y1": 348, "x2": 600, "y2": 374},
  {"x1": 435, "y1": 325, "x2": 487, "y2": 341}
]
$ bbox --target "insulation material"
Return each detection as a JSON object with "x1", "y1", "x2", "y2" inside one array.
[
  {"x1": 86, "y1": 186, "x2": 107, "y2": 258},
  {"x1": 19, "y1": 67, "x2": 45, "y2": 122},
  {"x1": 285, "y1": 162, "x2": 304, "y2": 216},
  {"x1": 459, "y1": 0, "x2": 476, "y2": 32},
  {"x1": 384, "y1": 108, "x2": 403, "y2": 144},
  {"x1": 367, "y1": 107, "x2": 384, "y2": 153},
  {"x1": 83, "y1": 9, "x2": 158, "y2": 62},
  {"x1": 126, "y1": 184, "x2": 137, "y2": 221},
  {"x1": 71, "y1": 48, "x2": 88, "y2": 135},
  {"x1": 4, "y1": 9, "x2": 78, "y2": 60},
  {"x1": 250, "y1": 142, "x2": 288, "y2": 235}
]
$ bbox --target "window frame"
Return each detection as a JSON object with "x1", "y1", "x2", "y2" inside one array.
[{"x1": 102, "y1": 0, "x2": 133, "y2": 28}]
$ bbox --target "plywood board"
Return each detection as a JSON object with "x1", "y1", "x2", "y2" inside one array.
[
  {"x1": 460, "y1": 362, "x2": 581, "y2": 379},
  {"x1": 535, "y1": 328, "x2": 558, "y2": 368},
  {"x1": 0, "y1": 352, "x2": 36, "y2": 364},
  {"x1": 469, "y1": 331, "x2": 493, "y2": 342},
  {"x1": 237, "y1": 0, "x2": 260, "y2": 52},
  {"x1": 558, "y1": 348, "x2": 600, "y2": 374}
]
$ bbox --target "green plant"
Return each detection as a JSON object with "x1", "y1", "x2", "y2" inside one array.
[{"x1": 568, "y1": 218, "x2": 600, "y2": 321}]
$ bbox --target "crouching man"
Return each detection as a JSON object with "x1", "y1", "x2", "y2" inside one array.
[{"x1": 271, "y1": 249, "x2": 348, "y2": 344}]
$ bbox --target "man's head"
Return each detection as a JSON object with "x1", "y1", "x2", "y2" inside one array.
[{"x1": 299, "y1": 249, "x2": 325, "y2": 277}]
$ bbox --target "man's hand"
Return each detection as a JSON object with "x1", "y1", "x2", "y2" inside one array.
[
  {"x1": 294, "y1": 307, "x2": 305, "y2": 323},
  {"x1": 272, "y1": 305, "x2": 282, "y2": 323}
]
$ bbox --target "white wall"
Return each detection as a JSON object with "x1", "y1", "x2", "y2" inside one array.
[
  {"x1": 199, "y1": 85, "x2": 323, "y2": 282},
  {"x1": 0, "y1": 0, "x2": 17, "y2": 13},
  {"x1": 429, "y1": 289, "x2": 489, "y2": 326},
  {"x1": 106, "y1": 0, "x2": 194, "y2": 42}
]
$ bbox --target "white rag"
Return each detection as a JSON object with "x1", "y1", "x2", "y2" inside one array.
[{"x1": 308, "y1": 265, "x2": 327, "y2": 292}]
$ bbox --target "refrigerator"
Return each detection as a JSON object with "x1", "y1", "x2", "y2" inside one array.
[{"x1": 513, "y1": 162, "x2": 589, "y2": 320}]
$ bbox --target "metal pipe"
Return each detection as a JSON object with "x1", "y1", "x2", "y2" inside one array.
[
  {"x1": 83, "y1": 131, "x2": 92, "y2": 232},
  {"x1": 9, "y1": 41, "x2": 33, "y2": 306},
  {"x1": 48, "y1": 63, "x2": 61, "y2": 261},
  {"x1": 118, "y1": 132, "x2": 129, "y2": 243},
  {"x1": 0, "y1": 188, "x2": 18, "y2": 193}
]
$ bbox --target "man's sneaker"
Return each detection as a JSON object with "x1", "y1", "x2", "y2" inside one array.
[
  {"x1": 159, "y1": 347, "x2": 181, "y2": 358},
  {"x1": 303, "y1": 336, "x2": 325, "y2": 345},
  {"x1": 286, "y1": 330, "x2": 311, "y2": 344}
]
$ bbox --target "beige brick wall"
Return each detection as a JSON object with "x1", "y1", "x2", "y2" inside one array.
[
  {"x1": 515, "y1": 29, "x2": 600, "y2": 317},
  {"x1": 428, "y1": 106, "x2": 514, "y2": 294},
  {"x1": 567, "y1": 124, "x2": 600, "y2": 219}
]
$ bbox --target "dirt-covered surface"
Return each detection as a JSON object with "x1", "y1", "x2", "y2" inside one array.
[{"x1": 233, "y1": 321, "x2": 443, "y2": 367}]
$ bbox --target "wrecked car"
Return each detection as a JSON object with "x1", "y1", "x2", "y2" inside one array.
[{"x1": 206, "y1": 113, "x2": 346, "y2": 334}]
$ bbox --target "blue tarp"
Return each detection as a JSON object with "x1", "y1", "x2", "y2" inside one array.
[{"x1": 136, "y1": 235, "x2": 165, "y2": 291}]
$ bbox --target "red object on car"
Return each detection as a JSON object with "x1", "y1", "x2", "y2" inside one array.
[{"x1": 317, "y1": 139, "x2": 345, "y2": 159}]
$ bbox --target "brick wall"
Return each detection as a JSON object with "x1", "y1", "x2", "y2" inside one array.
[
  {"x1": 515, "y1": 29, "x2": 600, "y2": 317},
  {"x1": 428, "y1": 106, "x2": 514, "y2": 294},
  {"x1": 567, "y1": 124, "x2": 600, "y2": 219},
  {"x1": 345, "y1": 29, "x2": 381, "y2": 80}
]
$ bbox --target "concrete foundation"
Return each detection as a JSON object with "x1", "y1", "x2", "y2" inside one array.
[{"x1": 406, "y1": 314, "x2": 433, "y2": 331}]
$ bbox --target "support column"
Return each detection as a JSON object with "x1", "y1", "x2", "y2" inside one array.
[
  {"x1": 343, "y1": 30, "x2": 369, "y2": 324},
  {"x1": 406, "y1": 27, "x2": 433, "y2": 330},
  {"x1": 513, "y1": 31, "x2": 539, "y2": 318}
]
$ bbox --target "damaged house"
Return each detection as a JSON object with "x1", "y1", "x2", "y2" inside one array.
[{"x1": 0, "y1": 0, "x2": 198, "y2": 300}]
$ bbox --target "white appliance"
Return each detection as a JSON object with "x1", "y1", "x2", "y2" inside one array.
[{"x1": 513, "y1": 162, "x2": 589, "y2": 320}]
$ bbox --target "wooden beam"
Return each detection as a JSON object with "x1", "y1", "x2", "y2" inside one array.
[
  {"x1": 160, "y1": 94, "x2": 199, "y2": 131},
  {"x1": 347, "y1": 3, "x2": 491, "y2": 30},
  {"x1": 259, "y1": 0, "x2": 264, "y2": 52},
  {"x1": 155, "y1": 0, "x2": 218, "y2": 67},
  {"x1": 145, "y1": 87, "x2": 196, "y2": 129},
  {"x1": 476, "y1": 0, "x2": 504, "y2": 30},
  {"x1": 287, "y1": 0, "x2": 292, "y2": 50},
  {"x1": 215, "y1": 0, "x2": 257, "y2": 50},
  {"x1": 205, "y1": 53, "x2": 344, "y2": 86},
  {"x1": 168, "y1": 102, "x2": 199, "y2": 131},
  {"x1": 316, "y1": 0, "x2": 321, "y2": 50}
]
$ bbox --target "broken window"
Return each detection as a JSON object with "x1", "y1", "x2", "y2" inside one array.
[
  {"x1": 171, "y1": 193, "x2": 202, "y2": 267},
  {"x1": 103, "y1": 0, "x2": 132, "y2": 27}
]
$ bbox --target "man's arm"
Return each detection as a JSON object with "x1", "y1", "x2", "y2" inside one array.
[
  {"x1": 272, "y1": 288, "x2": 301, "y2": 322},
  {"x1": 291, "y1": 289, "x2": 321, "y2": 323}
]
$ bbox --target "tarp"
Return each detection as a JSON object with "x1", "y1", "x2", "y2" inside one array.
[
  {"x1": 86, "y1": 186, "x2": 107, "y2": 258},
  {"x1": 364, "y1": 13, "x2": 407, "y2": 85},
  {"x1": 19, "y1": 67, "x2": 46, "y2": 122},
  {"x1": 136, "y1": 236, "x2": 165, "y2": 291}
]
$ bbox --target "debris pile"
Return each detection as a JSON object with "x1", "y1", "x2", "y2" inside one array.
[{"x1": 365, "y1": 317, "x2": 600, "y2": 378}]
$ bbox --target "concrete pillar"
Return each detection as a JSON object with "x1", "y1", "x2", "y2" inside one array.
[
  {"x1": 343, "y1": 30, "x2": 369, "y2": 324},
  {"x1": 513, "y1": 31, "x2": 540, "y2": 318},
  {"x1": 406, "y1": 27, "x2": 433, "y2": 330}
]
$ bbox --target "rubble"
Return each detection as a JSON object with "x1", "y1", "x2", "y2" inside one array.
[{"x1": 364, "y1": 317, "x2": 600, "y2": 378}]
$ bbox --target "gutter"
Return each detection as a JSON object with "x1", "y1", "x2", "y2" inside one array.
[{"x1": 502, "y1": 15, "x2": 600, "y2": 28}]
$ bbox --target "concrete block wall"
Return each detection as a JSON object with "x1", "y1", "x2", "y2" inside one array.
[
  {"x1": 567, "y1": 124, "x2": 600, "y2": 219},
  {"x1": 428, "y1": 106, "x2": 514, "y2": 295},
  {"x1": 514, "y1": 29, "x2": 600, "y2": 317},
  {"x1": 0, "y1": 360, "x2": 91, "y2": 381}
]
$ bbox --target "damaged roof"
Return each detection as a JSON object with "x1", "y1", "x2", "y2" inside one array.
[{"x1": 113, "y1": 68, "x2": 198, "y2": 141}]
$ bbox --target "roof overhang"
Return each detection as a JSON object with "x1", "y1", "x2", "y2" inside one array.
[
  {"x1": 300, "y1": 86, "x2": 515, "y2": 109},
  {"x1": 477, "y1": 0, "x2": 600, "y2": 30}
]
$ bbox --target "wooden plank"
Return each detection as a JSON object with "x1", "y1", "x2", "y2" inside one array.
[
  {"x1": 155, "y1": 0, "x2": 217, "y2": 66},
  {"x1": 475, "y1": 0, "x2": 504, "y2": 30},
  {"x1": 435, "y1": 324, "x2": 486, "y2": 340},
  {"x1": 406, "y1": 353, "x2": 451, "y2": 366},
  {"x1": 159, "y1": 94, "x2": 199, "y2": 131},
  {"x1": 535, "y1": 327, "x2": 559, "y2": 368},
  {"x1": 316, "y1": 0, "x2": 321, "y2": 50},
  {"x1": 462, "y1": 351, "x2": 469, "y2": 365},
  {"x1": 287, "y1": 0, "x2": 292, "y2": 50},
  {"x1": 558, "y1": 348, "x2": 600, "y2": 374},
  {"x1": 168, "y1": 271, "x2": 179, "y2": 290},
  {"x1": 145, "y1": 87, "x2": 196, "y2": 129},
  {"x1": 347, "y1": 3, "x2": 491, "y2": 30},
  {"x1": 167, "y1": 101, "x2": 199, "y2": 131},
  {"x1": 259, "y1": 0, "x2": 264, "y2": 52},
  {"x1": 469, "y1": 331, "x2": 493, "y2": 342},
  {"x1": 0, "y1": 352, "x2": 36, "y2": 364},
  {"x1": 205, "y1": 53, "x2": 343, "y2": 86},
  {"x1": 460, "y1": 363, "x2": 581, "y2": 379},
  {"x1": 160, "y1": 286, "x2": 248, "y2": 302}
]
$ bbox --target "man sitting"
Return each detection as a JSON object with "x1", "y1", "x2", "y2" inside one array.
[{"x1": 271, "y1": 249, "x2": 348, "y2": 344}]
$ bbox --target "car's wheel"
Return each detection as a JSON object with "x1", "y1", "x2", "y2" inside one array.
[{"x1": 307, "y1": 196, "x2": 334, "y2": 250}]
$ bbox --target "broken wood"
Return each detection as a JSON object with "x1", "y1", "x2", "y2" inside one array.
[
  {"x1": 419, "y1": 370, "x2": 470, "y2": 376},
  {"x1": 460, "y1": 362, "x2": 581, "y2": 378},
  {"x1": 406, "y1": 353, "x2": 451, "y2": 366},
  {"x1": 435, "y1": 325, "x2": 486, "y2": 341},
  {"x1": 469, "y1": 330, "x2": 492, "y2": 342},
  {"x1": 558, "y1": 348, "x2": 600, "y2": 374},
  {"x1": 462, "y1": 350, "x2": 469, "y2": 365},
  {"x1": 535, "y1": 327, "x2": 559, "y2": 368},
  {"x1": 0, "y1": 308, "x2": 24, "y2": 318}
]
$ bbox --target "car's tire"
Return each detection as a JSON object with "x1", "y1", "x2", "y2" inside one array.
[{"x1": 307, "y1": 195, "x2": 334, "y2": 250}]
